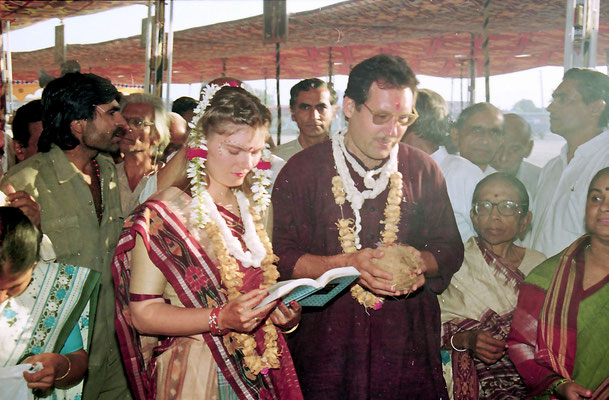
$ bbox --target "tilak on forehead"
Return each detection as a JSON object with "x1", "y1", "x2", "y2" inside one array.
[{"x1": 395, "y1": 102, "x2": 401, "y2": 110}]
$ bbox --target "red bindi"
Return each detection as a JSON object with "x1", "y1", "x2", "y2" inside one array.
[{"x1": 395, "y1": 102, "x2": 401, "y2": 110}]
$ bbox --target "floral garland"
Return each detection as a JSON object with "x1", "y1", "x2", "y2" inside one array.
[
  {"x1": 186, "y1": 83, "x2": 281, "y2": 375},
  {"x1": 331, "y1": 132, "x2": 404, "y2": 309}
]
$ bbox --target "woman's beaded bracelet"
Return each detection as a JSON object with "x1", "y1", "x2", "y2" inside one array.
[
  {"x1": 209, "y1": 305, "x2": 229, "y2": 336},
  {"x1": 549, "y1": 378, "x2": 573, "y2": 395}
]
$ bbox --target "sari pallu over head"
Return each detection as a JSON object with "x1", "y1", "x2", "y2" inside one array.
[{"x1": 112, "y1": 191, "x2": 301, "y2": 400}]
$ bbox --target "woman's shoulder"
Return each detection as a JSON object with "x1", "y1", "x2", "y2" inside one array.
[
  {"x1": 524, "y1": 251, "x2": 563, "y2": 290},
  {"x1": 519, "y1": 248, "x2": 548, "y2": 277}
]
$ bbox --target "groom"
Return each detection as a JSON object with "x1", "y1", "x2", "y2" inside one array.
[{"x1": 272, "y1": 54, "x2": 464, "y2": 399}]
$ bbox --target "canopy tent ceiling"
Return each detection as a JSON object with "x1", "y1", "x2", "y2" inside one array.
[
  {"x1": 0, "y1": 1, "x2": 145, "y2": 30},
  {"x1": 8, "y1": 0, "x2": 609, "y2": 85}
]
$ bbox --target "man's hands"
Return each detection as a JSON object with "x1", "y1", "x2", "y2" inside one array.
[
  {"x1": 556, "y1": 380, "x2": 592, "y2": 400},
  {"x1": 2, "y1": 183, "x2": 41, "y2": 229},
  {"x1": 345, "y1": 246, "x2": 432, "y2": 296}
]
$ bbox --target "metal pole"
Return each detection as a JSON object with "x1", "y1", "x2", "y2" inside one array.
[
  {"x1": 144, "y1": 0, "x2": 153, "y2": 93},
  {"x1": 165, "y1": 0, "x2": 174, "y2": 105},
  {"x1": 469, "y1": 33, "x2": 476, "y2": 105},
  {"x1": 482, "y1": 0, "x2": 491, "y2": 102},
  {"x1": 275, "y1": 42, "x2": 281, "y2": 145},
  {"x1": 328, "y1": 46, "x2": 333, "y2": 84},
  {"x1": 4, "y1": 21, "x2": 12, "y2": 114}
]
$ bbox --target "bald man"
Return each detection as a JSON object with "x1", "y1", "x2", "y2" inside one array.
[{"x1": 491, "y1": 113, "x2": 541, "y2": 200}]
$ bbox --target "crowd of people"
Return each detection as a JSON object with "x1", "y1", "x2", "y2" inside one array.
[{"x1": 0, "y1": 53, "x2": 608, "y2": 400}]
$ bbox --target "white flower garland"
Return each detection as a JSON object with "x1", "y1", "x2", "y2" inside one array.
[{"x1": 331, "y1": 131, "x2": 399, "y2": 249}]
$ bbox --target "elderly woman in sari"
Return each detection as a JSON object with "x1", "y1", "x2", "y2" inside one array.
[
  {"x1": 439, "y1": 172, "x2": 546, "y2": 399},
  {"x1": 508, "y1": 166, "x2": 609, "y2": 399},
  {"x1": 112, "y1": 85, "x2": 302, "y2": 399},
  {"x1": 0, "y1": 207, "x2": 99, "y2": 399}
]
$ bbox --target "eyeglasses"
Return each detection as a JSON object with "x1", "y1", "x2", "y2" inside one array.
[
  {"x1": 473, "y1": 200, "x2": 523, "y2": 217},
  {"x1": 361, "y1": 103, "x2": 419, "y2": 127},
  {"x1": 124, "y1": 117, "x2": 154, "y2": 130}
]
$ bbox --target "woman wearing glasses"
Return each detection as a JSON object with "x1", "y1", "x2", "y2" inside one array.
[
  {"x1": 438, "y1": 172, "x2": 546, "y2": 399},
  {"x1": 507, "y1": 167, "x2": 609, "y2": 399},
  {"x1": 116, "y1": 93, "x2": 170, "y2": 217}
]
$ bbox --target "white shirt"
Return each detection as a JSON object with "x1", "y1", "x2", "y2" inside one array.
[
  {"x1": 273, "y1": 139, "x2": 303, "y2": 162},
  {"x1": 516, "y1": 160, "x2": 541, "y2": 203},
  {"x1": 431, "y1": 146, "x2": 484, "y2": 242},
  {"x1": 528, "y1": 129, "x2": 609, "y2": 257}
]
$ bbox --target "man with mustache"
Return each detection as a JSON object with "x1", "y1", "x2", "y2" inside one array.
[
  {"x1": 274, "y1": 78, "x2": 338, "y2": 161},
  {"x1": 273, "y1": 55, "x2": 463, "y2": 399},
  {"x1": 528, "y1": 68, "x2": 609, "y2": 257},
  {"x1": 1, "y1": 73, "x2": 132, "y2": 399}
]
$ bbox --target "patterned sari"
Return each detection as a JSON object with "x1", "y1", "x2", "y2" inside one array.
[
  {"x1": 439, "y1": 237, "x2": 546, "y2": 399},
  {"x1": 0, "y1": 262, "x2": 100, "y2": 400},
  {"x1": 507, "y1": 235, "x2": 609, "y2": 399},
  {"x1": 112, "y1": 188, "x2": 302, "y2": 400}
]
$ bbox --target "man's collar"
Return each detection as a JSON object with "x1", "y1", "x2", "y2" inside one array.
[{"x1": 50, "y1": 145, "x2": 84, "y2": 184}]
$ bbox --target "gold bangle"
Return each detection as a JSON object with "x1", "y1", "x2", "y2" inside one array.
[
  {"x1": 55, "y1": 354, "x2": 71, "y2": 381},
  {"x1": 282, "y1": 323, "x2": 299, "y2": 334}
]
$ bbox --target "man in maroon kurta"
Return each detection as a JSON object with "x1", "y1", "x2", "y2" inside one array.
[{"x1": 272, "y1": 55, "x2": 464, "y2": 399}]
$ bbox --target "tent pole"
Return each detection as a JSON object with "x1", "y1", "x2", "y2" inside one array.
[
  {"x1": 144, "y1": 0, "x2": 153, "y2": 93},
  {"x1": 564, "y1": 0, "x2": 600, "y2": 70},
  {"x1": 328, "y1": 46, "x2": 333, "y2": 84},
  {"x1": 483, "y1": 0, "x2": 490, "y2": 102},
  {"x1": 275, "y1": 42, "x2": 281, "y2": 145},
  {"x1": 469, "y1": 33, "x2": 476, "y2": 105},
  {"x1": 165, "y1": 0, "x2": 174, "y2": 106}
]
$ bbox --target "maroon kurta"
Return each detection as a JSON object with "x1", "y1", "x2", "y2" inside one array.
[{"x1": 272, "y1": 141, "x2": 464, "y2": 400}]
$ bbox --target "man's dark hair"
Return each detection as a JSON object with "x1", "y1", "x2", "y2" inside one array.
[
  {"x1": 11, "y1": 100, "x2": 42, "y2": 147},
  {"x1": 344, "y1": 54, "x2": 418, "y2": 106},
  {"x1": 0, "y1": 207, "x2": 40, "y2": 275},
  {"x1": 454, "y1": 102, "x2": 502, "y2": 131},
  {"x1": 39, "y1": 72, "x2": 120, "y2": 152},
  {"x1": 289, "y1": 78, "x2": 338, "y2": 109},
  {"x1": 172, "y1": 96, "x2": 198, "y2": 117},
  {"x1": 472, "y1": 172, "x2": 530, "y2": 214},
  {"x1": 563, "y1": 68, "x2": 609, "y2": 128},
  {"x1": 409, "y1": 89, "x2": 450, "y2": 146}
]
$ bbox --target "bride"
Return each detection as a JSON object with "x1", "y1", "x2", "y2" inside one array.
[{"x1": 112, "y1": 85, "x2": 302, "y2": 399}]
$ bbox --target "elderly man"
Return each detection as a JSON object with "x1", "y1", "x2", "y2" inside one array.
[
  {"x1": 1, "y1": 73, "x2": 131, "y2": 399},
  {"x1": 118, "y1": 93, "x2": 169, "y2": 217},
  {"x1": 450, "y1": 102, "x2": 504, "y2": 174},
  {"x1": 273, "y1": 54, "x2": 463, "y2": 399},
  {"x1": 491, "y1": 113, "x2": 541, "y2": 200},
  {"x1": 273, "y1": 78, "x2": 338, "y2": 161},
  {"x1": 11, "y1": 100, "x2": 43, "y2": 162},
  {"x1": 402, "y1": 88, "x2": 483, "y2": 242},
  {"x1": 529, "y1": 68, "x2": 609, "y2": 257}
]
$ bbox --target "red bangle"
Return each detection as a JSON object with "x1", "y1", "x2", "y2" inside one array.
[{"x1": 209, "y1": 305, "x2": 229, "y2": 336}]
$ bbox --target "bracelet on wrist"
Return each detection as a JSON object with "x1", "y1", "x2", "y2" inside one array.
[
  {"x1": 282, "y1": 323, "x2": 299, "y2": 334},
  {"x1": 55, "y1": 354, "x2": 71, "y2": 381},
  {"x1": 209, "y1": 305, "x2": 229, "y2": 336},
  {"x1": 450, "y1": 334, "x2": 467, "y2": 352},
  {"x1": 549, "y1": 378, "x2": 573, "y2": 395}
]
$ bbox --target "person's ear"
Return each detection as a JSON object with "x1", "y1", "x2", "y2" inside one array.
[
  {"x1": 450, "y1": 127, "x2": 460, "y2": 150},
  {"x1": 590, "y1": 99, "x2": 606, "y2": 121},
  {"x1": 519, "y1": 211, "x2": 532, "y2": 234},
  {"x1": 525, "y1": 140, "x2": 534, "y2": 158},
  {"x1": 290, "y1": 107, "x2": 297, "y2": 122},
  {"x1": 343, "y1": 96, "x2": 356, "y2": 119},
  {"x1": 12, "y1": 141, "x2": 26, "y2": 162},
  {"x1": 70, "y1": 120, "x2": 84, "y2": 135}
]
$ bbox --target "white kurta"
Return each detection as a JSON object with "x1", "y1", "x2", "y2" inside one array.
[
  {"x1": 528, "y1": 130, "x2": 609, "y2": 257},
  {"x1": 273, "y1": 139, "x2": 304, "y2": 162},
  {"x1": 431, "y1": 146, "x2": 484, "y2": 242},
  {"x1": 516, "y1": 160, "x2": 541, "y2": 202}
]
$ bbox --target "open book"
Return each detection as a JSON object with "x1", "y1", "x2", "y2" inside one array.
[{"x1": 256, "y1": 266, "x2": 360, "y2": 308}]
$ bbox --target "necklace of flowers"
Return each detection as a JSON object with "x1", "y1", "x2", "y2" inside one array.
[
  {"x1": 331, "y1": 131, "x2": 404, "y2": 309},
  {"x1": 186, "y1": 83, "x2": 280, "y2": 375}
]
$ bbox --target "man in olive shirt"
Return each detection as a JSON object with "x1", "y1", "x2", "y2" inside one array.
[{"x1": 2, "y1": 73, "x2": 131, "y2": 399}]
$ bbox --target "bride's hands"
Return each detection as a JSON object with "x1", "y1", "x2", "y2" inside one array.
[
  {"x1": 270, "y1": 301, "x2": 301, "y2": 331},
  {"x1": 218, "y1": 289, "x2": 276, "y2": 333}
]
